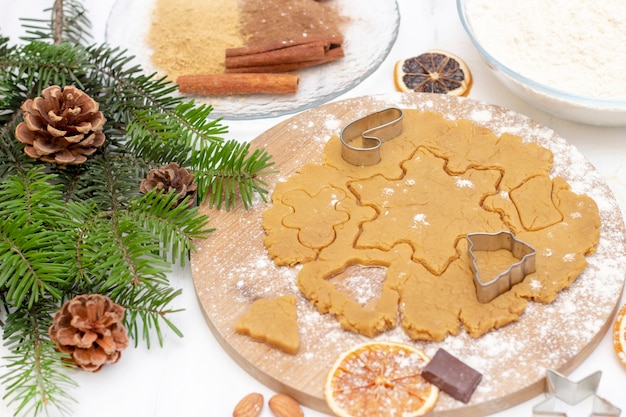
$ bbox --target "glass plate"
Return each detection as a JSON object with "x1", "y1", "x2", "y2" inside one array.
[{"x1": 105, "y1": 0, "x2": 400, "y2": 120}]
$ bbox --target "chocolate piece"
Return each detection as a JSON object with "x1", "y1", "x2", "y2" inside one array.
[{"x1": 422, "y1": 348, "x2": 482, "y2": 403}]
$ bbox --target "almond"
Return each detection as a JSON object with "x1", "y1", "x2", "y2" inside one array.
[
  {"x1": 233, "y1": 392, "x2": 264, "y2": 417},
  {"x1": 268, "y1": 393, "x2": 304, "y2": 417}
]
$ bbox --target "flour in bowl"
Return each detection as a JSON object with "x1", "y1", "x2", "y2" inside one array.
[{"x1": 464, "y1": 0, "x2": 626, "y2": 99}]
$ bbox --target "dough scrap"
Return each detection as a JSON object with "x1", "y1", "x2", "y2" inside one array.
[
  {"x1": 262, "y1": 110, "x2": 600, "y2": 341},
  {"x1": 235, "y1": 295, "x2": 300, "y2": 354}
]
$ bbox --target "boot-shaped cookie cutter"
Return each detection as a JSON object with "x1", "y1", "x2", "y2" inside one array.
[
  {"x1": 467, "y1": 231, "x2": 536, "y2": 303},
  {"x1": 340, "y1": 107, "x2": 404, "y2": 166}
]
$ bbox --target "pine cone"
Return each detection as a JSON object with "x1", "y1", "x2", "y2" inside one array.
[
  {"x1": 15, "y1": 85, "x2": 106, "y2": 166},
  {"x1": 49, "y1": 294, "x2": 129, "y2": 372},
  {"x1": 139, "y1": 162, "x2": 197, "y2": 207}
]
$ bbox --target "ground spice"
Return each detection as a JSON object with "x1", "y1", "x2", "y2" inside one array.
[
  {"x1": 147, "y1": 0, "x2": 244, "y2": 80},
  {"x1": 147, "y1": 0, "x2": 346, "y2": 80},
  {"x1": 239, "y1": 0, "x2": 345, "y2": 46}
]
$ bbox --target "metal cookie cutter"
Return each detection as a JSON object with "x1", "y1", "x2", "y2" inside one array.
[
  {"x1": 340, "y1": 107, "x2": 404, "y2": 166},
  {"x1": 466, "y1": 231, "x2": 536, "y2": 303},
  {"x1": 532, "y1": 369, "x2": 621, "y2": 417}
]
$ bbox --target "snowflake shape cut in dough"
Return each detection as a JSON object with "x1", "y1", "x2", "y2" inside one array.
[{"x1": 351, "y1": 147, "x2": 506, "y2": 274}]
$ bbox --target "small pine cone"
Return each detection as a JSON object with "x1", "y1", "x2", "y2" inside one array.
[
  {"x1": 139, "y1": 162, "x2": 197, "y2": 207},
  {"x1": 49, "y1": 294, "x2": 129, "y2": 372},
  {"x1": 15, "y1": 85, "x2": 106, "y2": 166}
]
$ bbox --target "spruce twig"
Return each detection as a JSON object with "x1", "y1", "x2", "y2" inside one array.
[
  {"x1": 0, "y1": 1, "x2": 276, "y2": 415},
  {"x1": 2, "y1": 300, "x2": 77, "y2": 417},
  {"x1": 52, "y1": 0, "x2": 64, "y2": 45},
  {"x1": 19, "y1": 0, "x2": 92, "y2": 45}
]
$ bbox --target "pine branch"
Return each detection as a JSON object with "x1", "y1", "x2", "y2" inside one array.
[
  {"x1": 77, "y1": 212, "x2": 171, "y2": 291},
  {"x1": 0, "y1": 38, "x2": 27, "y2": 128},
  {"x1": 84, "y1": 45, "x2": 231, "y2": 164},
  {"x1": 128, "y1": 189, "x2": 212, "y2": 266},
  {"x1": 193, "y1": 140, "x2": 276, "y2": 210},
  {"x1": 19, "y1": 0, "x2": 92, "y2": 45},
  {"x1": 113, "y1": 281, "x2": 184, "y2": 349},
  {"x1": 0, "y1": 39, "x2": 275, "y2": 209},
  {"x1": 0, "y1": 168, "x2": 73, "y2": 309},
  {"x1": 0, "y1": 40, "x2": 90, "y2": 97},
  {"x1": 75, "y1": 148, "x2": 145, "y2": 211},
  {"x1": 125, "y1": 100, "x2": 228, "y2": 166},
  {"x1": 0, "y1": 1, "x2": 278, "y2": 415},
  {"x1": 1, "y1": 299, "x2": 78, "y2": 417},
  {"x1": 0, "y1": 110, "x2": 34, "y2": 180},
  {"x1": 67, "y1": 210, "x2": 181, "y2": 349}
]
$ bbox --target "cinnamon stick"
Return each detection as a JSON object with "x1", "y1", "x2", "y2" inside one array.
[
  {"x1": 176, "y1": 73, "x2": 299, "y2": 95},
  {"x1": 226, "y1": 40, "x2": 326, "y2": 68},
  {"x1": 226, "y1": 36, "x2": 342, "y2": 58},
  {"x1": 225, "y1": 36, "x2": 344, "y2": 73},
  {"x1": 225, "y1": 46, "x2": 344, "y2": 73}
]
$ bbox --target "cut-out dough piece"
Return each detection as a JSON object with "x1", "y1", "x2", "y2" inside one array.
[
  {"x1": 263, "y1": 163, "x2": 376, "y2": 266},
  {"x1": 510, "y1": 175, "x2": 562, "y2": 230},
  {"x1": 434, "y1": 119, "x2": 554, "y2": 190},
  {"x1": 235, "y1": 295, "x2": 300, "y2": 354},
  {"x1": 263, "y1": 199, "x2": 317, "y2": 266},
  {"x1": 352, "y1": 147, "x2": 505, "y2": 274},
  {"x1": 282, "y1": 187, "x2": 349, "y2": 249}
]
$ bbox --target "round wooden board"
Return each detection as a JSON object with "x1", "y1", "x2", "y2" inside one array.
[{"x1": 191, "y1": 93, "x2": 626, "y2": 416}]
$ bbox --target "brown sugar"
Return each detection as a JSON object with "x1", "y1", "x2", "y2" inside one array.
[{"x1": 147, "y1": 0, "x2": 244, "y2": 79}]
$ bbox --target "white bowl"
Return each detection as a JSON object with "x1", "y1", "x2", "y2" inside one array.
[{"x1": 457, "y1": 0, "x2": 626, "y2": 126}]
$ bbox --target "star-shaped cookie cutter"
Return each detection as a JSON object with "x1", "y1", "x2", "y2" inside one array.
[
  {"x1": 532, "y1": 369, "x2": 621, "y2": 417},
  {"x1": 340, "y1": 107, "x2": 404, "y2": 166},
  {"x1": 466, "y1": 231, "x2": 536, "y2": 303}
]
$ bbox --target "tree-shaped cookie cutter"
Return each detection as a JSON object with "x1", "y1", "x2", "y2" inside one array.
[
  {"x1": 340, "y1": 107, "x2": 404, "y2": 166},
  {"x1": 467, "y1": 231, "x2": 536, "y2": 303}
]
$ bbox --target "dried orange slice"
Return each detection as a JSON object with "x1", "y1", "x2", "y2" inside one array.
[
  {"x1": 394, "y1": 49, "x2": 472, "y2": 96},
  {"x1": 613, "y1": 302, "x2": 626, "y2": 368},
  {"x1": 324, "y1": 341, "x2": 439, "y2": 417}
]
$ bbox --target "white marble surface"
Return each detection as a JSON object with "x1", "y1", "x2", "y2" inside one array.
[{"x1": 1, "y1": 1, "x2": 625, "y2": 416}]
